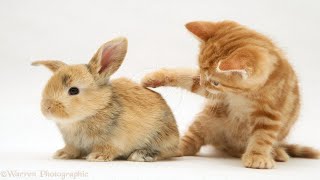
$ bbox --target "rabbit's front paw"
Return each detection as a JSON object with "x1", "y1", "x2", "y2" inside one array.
[
  {"x1": 242, "y1": 152, "x2": 275, "y2": 169},
  {"x1": 127, "y1": 149, "x2": 158, "y2": 162},
  {"x1": 86, "y1": 152, "x2": 115, "y2": 162},
  {"x1": 141, "y1": 69, "x2": 174, "y2": 88},
  {"x1": 53, "y1": 147, "x2": 80, "y2": 159}
]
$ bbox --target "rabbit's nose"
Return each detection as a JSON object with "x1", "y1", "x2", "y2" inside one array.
[{"x1": 42, "y1": 99, "x2": 55, "y2": 112}]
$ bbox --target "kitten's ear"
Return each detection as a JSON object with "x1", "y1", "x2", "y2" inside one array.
[
  {"x1": 88, "y1": 37, "x2": 128, "y2": 83},
  {"x1": 185, "y1": 21, "x2": 216, "y2": 41},
  {"x1": 31, "y1": 60, "x2": 66, "y2": 72},
  {"x1": 217, "y1": 51, "x2": 253, "y2": 79}
]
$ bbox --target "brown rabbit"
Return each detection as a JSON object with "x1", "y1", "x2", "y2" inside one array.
[{"x1": 32, "y1": 37, "x2": 179, "y2": 162}]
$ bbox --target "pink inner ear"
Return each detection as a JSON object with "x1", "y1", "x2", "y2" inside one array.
[
  {"x1": 98, "y1": 46, "x2": 116, "y2": 74},
  {"x1": 219, "y1": 55, "x2": 248, "y2": 71},
  {"x1": 219, "y1": 60, "x2": 241, "y2": 71}
]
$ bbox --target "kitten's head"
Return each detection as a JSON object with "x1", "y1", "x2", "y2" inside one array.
[{"x1": 186, "y1": 21, "x2": 277, "y2": 94}]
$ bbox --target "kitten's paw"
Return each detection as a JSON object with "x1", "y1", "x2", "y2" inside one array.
[
  {"x1": 242, "y1": 153, "x2": 275, "y2": 169},
  {"x1": 53, "y1": 149, "x2": 79, "y2": 159},
  {"x1": 179, "y1": 141, "x2": 197, "y2": 156},
  {"x1": 273, "y1": 147, "x2": 290, "y2": 162},
  {"x1": 141, "y1": 69, "x2": 174, "y2": 88},
  {"x1": 178, "y1": 134, "x2": 201, "y2": 156},
  {"x1": 127, "y1": 149, "x2": 158, "y2": 162},
  {"x1": 86, "y1": 152, "x2": 114, "y2": 162}
]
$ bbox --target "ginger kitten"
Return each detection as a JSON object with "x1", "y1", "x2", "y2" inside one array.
[{"x1": 142, "y1": 21, "x2": 320, "y2": 169}]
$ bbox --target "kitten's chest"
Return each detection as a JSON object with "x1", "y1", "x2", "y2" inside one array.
[
  {"x1": 208, "y1": 93, "x2": 254, "y2": 154},
  {"x1": 223, "y1": 93, "x2": 253, "y2": 142},
  {"x1": 225, "y1": 93, "x2": 253, "y2": 121},
  {"x1": 211, "y1": 93, "x2": 254, "y2": 136}
]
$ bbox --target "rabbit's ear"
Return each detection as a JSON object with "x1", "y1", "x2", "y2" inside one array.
[
  {"x1": 32, "y1": 60, "x2": 66, "y2": 72},
  {"x1": 88, "y1": 37, "x2": 128, "y2": 82}
]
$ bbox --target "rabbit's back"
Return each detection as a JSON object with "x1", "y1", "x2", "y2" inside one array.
[{"x1": 109, "y1": 78, "x2": 179, "y2": 158}]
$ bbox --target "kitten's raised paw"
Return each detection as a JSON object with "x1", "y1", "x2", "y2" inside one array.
[
  {"x1": 86, "y1": 152, "x2": 114, "y2": 162},
  {"x1": 242, "y1": 153, "x2": 275, "y2": 169},
  {"x1": 53, "y1": 149, "x2": 79, "y2": 159},
  {"x1": 141, "y1": 69, "x2": 174, "y2": 88}
]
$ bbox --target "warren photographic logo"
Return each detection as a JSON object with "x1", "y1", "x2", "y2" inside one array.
[{"x1": 0, "y1": 169, "x2": 89, "y2": 179}]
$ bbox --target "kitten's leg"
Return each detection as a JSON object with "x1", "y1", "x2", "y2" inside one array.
[
  {"x1": 142, "y1": 68, "x2": 207, "y2": 97},
  {"x1": 86, "y1": 145, "x2": 118, "y2": 162},
  {"x1": 127, "y1": 149, "x2": 160, "y2": 162},
  {"x1": 53, "y1": 144, "x2": 81, "y2": 159},
  {"x1": 180, "y1": 116, "x2": 206, "y2": 156},
  {"x1": 273, "y1": 147, "x2": 289, "y2": 162},
  {"x1": 242, "y1": 111, "x2": 282, "y2": 169}
]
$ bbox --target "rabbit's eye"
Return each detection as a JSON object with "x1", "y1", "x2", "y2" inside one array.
[
  {"x1": 68, "y1": 87, "x2": 79, "y2": 95},
  {"x1": 211, "y1": 81, "x2": 220, "y2": 86}
]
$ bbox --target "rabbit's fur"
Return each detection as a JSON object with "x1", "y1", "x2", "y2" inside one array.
[{"x1": 32, "y1": 37, "x2": 179, "y2": 162}]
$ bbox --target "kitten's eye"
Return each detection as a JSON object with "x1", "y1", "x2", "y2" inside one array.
[
  {"x1": 68, "y1": 87, "x2": 79, "y2": 95},
  {"x1": 212, "y1": 81, "x2": 220, "y2": 86}
]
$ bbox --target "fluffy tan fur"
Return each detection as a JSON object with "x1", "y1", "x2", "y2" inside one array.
[
  {"x1": 32, "y1": 37, "x2": 179, "y2": 162},
  {"x1": 142, "y1": 21, "x2": 319, "y2": 168}
]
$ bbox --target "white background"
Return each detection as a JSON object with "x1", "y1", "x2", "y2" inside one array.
[{"x1": 0, "y1": 0, "x2": 319, "y2": 179}]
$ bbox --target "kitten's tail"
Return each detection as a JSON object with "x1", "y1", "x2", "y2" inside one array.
[{"x1": 281, "y1": 144, "x2": 320, "y2": 159}]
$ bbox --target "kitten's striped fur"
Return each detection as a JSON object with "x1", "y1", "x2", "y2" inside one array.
[{"x1": 142, "y1": 21, "x2": 319, "y2": 168}]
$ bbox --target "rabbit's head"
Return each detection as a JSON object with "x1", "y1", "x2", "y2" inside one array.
[{"x1": 32, "y1": 37, "x2": 127, "y2": 123}]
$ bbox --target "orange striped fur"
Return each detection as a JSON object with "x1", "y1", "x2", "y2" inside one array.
[{"x1": 142, "y1": 21, "x2": 319, "y2": 169}]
